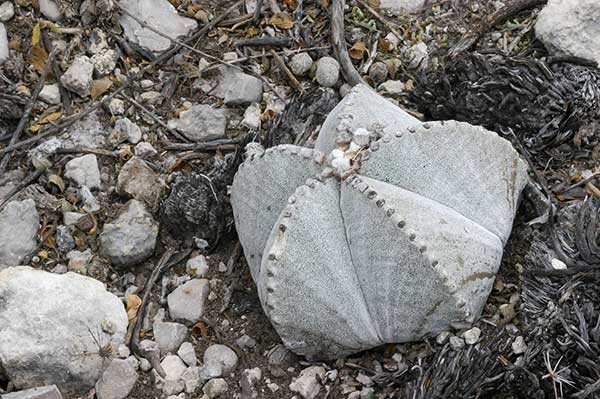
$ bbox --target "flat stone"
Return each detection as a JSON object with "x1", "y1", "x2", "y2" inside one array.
[
  {"x1": 378, "y1": 80, "x2": 405, "y2": 95},
  {"x1": 0, "y1": 22, "x2": 8, "y2": 65},
  {"x1": 203, "y1": 378, "x2": 228, "y2": 398},
  {"x1": 315, "y1": 57, "x2": 339, "y2": 88},
  {"x1": 535, "y1": 0, "x2": 600, "y2": 65},
  {"x1": 406, "y1": 42, "x2": 429, "y2": 70},
  {"x1": 0, "y1": 266, "x2": 128, "y2": 395},
  {"x1": 119, "y1": 0, "x2": 197, "y2": 53},
  {"x1": 289, "y1": 53, "x2": 313, "y2": 76},
  {"x1": 167, "y1": 279, "x2": 210, "y2": 322},
  {"x1": 379, "y1": 0, "x2": 425, "y2": 14},
  {"x1": 39, "y1": 0, "x2": 60, "y2": 20},
  {"x1": 177, "y1": 342, "x2": 197, "y2": 366},
  {"x1": 61, "y1": 56, "x2": 94, "y2": 97},
  {"x1": 134, "y1": 142, "x2": 158, "y2": 158},
  {"x1": 65, "y1": 154, "x2": 101, "y2": 190},
  {"x1": 39, "y1": 84, "x2": 61, "y2": 105},
  {"x1": 0, "y1": 199, "x2": 39, "y2": 267},
  {"x1": 116, "y1": 156, "x2": 163, "y2": 211},
  {"x1": 153, "y1": 321, "x2": 188, "y2": 355},
  {"x1": 213, "y1": 67, "x2": 263, "y2": 105},
  {"x1": 289, "y1": 366, "x2": 326, "y2": 399},
  {"x1": 113, "y1": 118, "x2": 142, "y2": 145},
  {"x1": 95, "y1": 359, "x2": 139, "y2": 399},
  {"x1": 168, "y1": 104, "x2": 227, "y2": 142},
  {"x1": 0, "y1": 385, "x2": 62, "y2": 399},
  {"x1": 203, "y1": 344, "x2": 239, "y2": 376},
  {"x1": 0, "y1": 2, "x2": 14, "y2": 22},
  {"x1": 99, "y1": 200, "x2": 158, "y2": 267}
]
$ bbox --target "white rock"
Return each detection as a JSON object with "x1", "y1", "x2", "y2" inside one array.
[
  {"x1": 95, "y1": 359, "x2": 139, "y2": 399},
  {"x1": 154, "y1": 321, "x2": 188, "y2": 355},
  {"x1": 463, "y1": 327, "x2": 481, "y2": 345},
  {"x1": 91, "y1": 49, "x2": 118, "y2": 77},
  {"x1": 0, "y1": 385, "x2": 62, "y2": 399},
  {"x1": 160, "y1": 354, "x2": 187, "y2": 380},
  {"x1": 139, "y1": 91, "x2": 161, "y2": 104},
  {"x1": 406, "y1": 42, "x2": 429, "y2": 70},
  {"x1": 203, "y1": 378, "x2": 228, "y2": 398},
  {"x1": 242, "y1": 103, "x2": 262, "y2": 130},
  {"x1": 315, "y1": 57, "x2": 339, "y2": 88},
  {"x1": 113, "y1": 118, "x2": 142, "y2": 145},
  {"x1": 551, "y1": 258, "x2": 568, "y2": 270},
  {"x1": 168, "y1": 104, "x2": 227, "y2": 142},
  {"x1": 140, "y1": 79, "x2": 154, "y2": 89},
  {"x1": 79, "y1": 186, "x2": 100, "y2": 213},
  {"x1": 213, "y1": 67, "x2": 263, "y2": 105},
  {"x1": 39, "y1": 84, "x2": 61, "y2": 105},
  {"x1": 0, "y1": 22, "x2": 8, "y2": 65},
  {"x1": 0, "y1": 2, "x2": 14, "y2": 22},
  {"x1": 0, "y1": 200, "x2": 39, "y2": 267},
  {"x1": 241, "y1": 367, "x2": 262, "y2": 399},
  {"x1": 535, "y1": 0, "x2": 600, "y2": 65},
  {"x1": 116, "y1": 157, "x2": 164, "y2": 211},
  {"x1": 203, "y1": 344, "x2": 239, "y2": 376},
  {"x1": 140, "y1": 358, "x2": 152, "y2": 372},
  {"x1": 289, "y1": 53, "x2": 313, "y2": 76},
  {"x1": 163, "y1": 379, "x2": 185, "y2": 396},
  {"x1": 61, "y1": 56, "x2": 94, "y2": 97},
  {"x1": 378, "y1": 80, "x2": 405, "y2": 95},
  {"x1": 168, "y1": 279, "x2": 210, "y2": 322},
  {"x1": 436, "y1": 331, "x2": 451, "y2": 345},
  {"x1": 177, "y1": 342, "x2": 197, "y2": 366},
  {"x1": 39, "y1": 0, "x2": 61, "y2": 20},
  {"x1": 108, "y1": 98, "x2": 126, "y2": 115},
  {"x1": 88, "y1": 28, "x2": 108, "y2": 54},
  {"x1": 289, "y1": 366, "x2": 326, "y2": 399},
  {"x1": 512, "y1": 336, "x2": 527, "y2": 354},
  {"x1": 99, "y1": 200, "x2": 158, "y2": 267},
  {"x1": 119, "y1": 0, "x2": 198, "y2": 53},
  {"x1": 186, "y1": 255, "x2": 209, "y2": 277},
  {"x1": 134, "y1": 142, "x2": 158, "y2": 158},
  {"x1": 65, "y1": 154, "x2": 102, "y2": 190},
  {"x1": 449, "y1": 336, "x2": 465, "y2": 350},
  {"x1": 0, "y1": 266, "x2": 128, "y2": 395},
  {"x1": 379, "y1": 0, "x2": 425, "y2": 14},
  {"x1": 181, "y1": 366, "x2": 201, "y2": 393}
]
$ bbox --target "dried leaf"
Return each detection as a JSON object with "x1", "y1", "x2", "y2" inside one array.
[
  {"x1": 368, "y1": 0, "x2": 381, "y2": 8},
  {"x1": 48, "y1": 174, "x2": 65, "y2": 192},
  {"x1": 40, "y1": 20, "x2": 61, "y2": 34},
  {"x1": 126, "y1": 295, "x2": 142, "y2": 321},
  {"x1": 269, "y1": 13, "x2": 295, "y2": 29},
  {"x1": 349, "y1": 41, "x2": 368, "y2": 60},
  {"x1": 191, "y1": 321, "x2": 209, "y2": 338},
  {"x1": 91, "y1": 77, "x2": 113, "y2": 101},
  {"x1": 29, "y1": 46, "x2": 48, "y2": 74},
  {"x1": 31, "y1": 23, "x2": 41, "y2": 46},
  {"x1": 37, "y1": 250, "x2": 50, "y2": 261},
  {"x1": 30, "y1": 112, "x2": 61, "y2": 132}
]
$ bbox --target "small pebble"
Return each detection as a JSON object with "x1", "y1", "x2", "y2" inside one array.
[
  {"x1": 512, "y1": 336, "x2": 527, "y2": 354},
  {"x1": 463, "y1": 327, "x2": 481, "y2": 345},
  {"x1": 288, "y1": 52, "x2": 313, "y2": 76},
  {"x1": 315, "y1": 57, "x2": 340, "y2": 88},
  {"x1": 449, "y1": 336, "x2": 465, "y2": 350}
]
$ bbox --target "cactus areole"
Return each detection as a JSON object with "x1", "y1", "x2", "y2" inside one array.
[{"x1": 231, "y1": 84, "x2": 528, "y2": 360}]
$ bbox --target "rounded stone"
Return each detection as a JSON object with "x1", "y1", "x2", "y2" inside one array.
[{"x1": 315, "y1": 57, "x2": 340, "y2": 88}]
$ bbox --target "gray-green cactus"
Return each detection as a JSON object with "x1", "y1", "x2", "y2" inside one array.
[{"x1": 231, "y1": 84, "x2": 528, "y2": 359}]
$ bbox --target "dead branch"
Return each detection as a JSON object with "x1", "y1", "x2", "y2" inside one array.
[
  {"x1": 331, "y1": 0, "x2": 367, "y2": 86},
  {"x1": 270, "y1": 49, "x2": 304, "y2": 92},
  {"x1": 235, "y1": 37, "x2": 293, "y2": 47}
]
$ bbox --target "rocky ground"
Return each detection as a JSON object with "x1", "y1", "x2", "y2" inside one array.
[{"x1": 0, "y1": 0, "x2": 599, "y2": 398}]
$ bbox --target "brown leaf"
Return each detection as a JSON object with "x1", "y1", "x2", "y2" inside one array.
[
  {"x1": 30, "y1": 111, "x2": 61, "y2": 132},
  {"x1": 126, "y1": 295, "x2": 142, "y2": 321},
  {"x1": 269, "y1": 13, "x2": 295, "y2": 29},
  {"x1": 349, "y1": 41, "x2": 368, "y2": 60},
  {"x1": 29, "y1": 46, "x2": 48, "y2": 74},
  {"x1": 91, "y1": 77, "x2": 113, "y2": 101},
  {"x1": 48, "y1": 174, "x2": 65, "y2": 192}
]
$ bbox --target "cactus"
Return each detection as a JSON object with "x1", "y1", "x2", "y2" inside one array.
[{"x1": 231, "y1": 84, "x2": 528, "y2": 359}]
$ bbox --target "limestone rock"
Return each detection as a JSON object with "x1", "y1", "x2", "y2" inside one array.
[
  {"x1": 39, "y1": 0, "x2": 61, "y2": 20},
  {"x1": 95, "y1": 359, "x2": 139, "y2": 399},
  {"x1": 535, "y1": 0, "x2": 600, "y2": 65},
  {"x1": 153, "y1": 321, "x2": 188, "y2": 355},
  {"x1": 167, "y1": 279, "x2": 209, "y2": 322},
  {"x1": 0, "y1": 266, "x2": 128, "y2": 395},
  {"x1": 379, "y1": 0, "x2": 425, "y2": 14},
  {"x1": 203, "y1": 344, "x2": 238, "y2": 376},
  {"x1": 213, "y1": 67, "x2": 263, "y2": 105},
  {"x1": 177, "y1": 342, "x2": 197, "y2": 366},
  {"x1": 61, "y1": 56, "x2": 94, "y2": 97},
  {"x1": 117, "y1": 157, "x2": 164, "y2": 211},
  {"x1": 315, "y1": 57, "x2": 339, "y2": 88},
  {"x1": 0, "y1": 199, "x2": 39, "y2": 267},
  {"x1": 289, "y1": 53, "x2": 313, "y2": 76},
  {"x1": 289, "y1": 366, "x2": 326, "y2": 399},
  {"x1": 39, "y1": 84, "x2": 61, "y2": 105},
  {"x1": 0, "y1": 385, "x2": 62, "y2": 399},
  {"x1": 168, "y1": 105, "x2": 227, "y2": 142},
  {"x1": 231, "y1": 84, "x2": 528, "y2": 359},
  {"x1": 99, "y1": 200, "x2": 158, "y2": 267},
  {"x1": 203, "y1": 378, "x2": 228, "y2": 398},
  {"x1": 0, "y1": 2, "x2": 14, "y2": 22},
  {"x1": 119, "y1": 0, "x2": 197, "y2": 54},
  {"x1": 0, "y1": 22, "x2": 7, "y2": 65},
  {"x1": 65, "y1": 154, "x2": 101, "y2": 190}
]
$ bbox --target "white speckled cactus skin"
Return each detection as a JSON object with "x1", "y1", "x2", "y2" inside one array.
[{"x1": 231, "y1": 84, "x2": 528, "y2": 360}]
